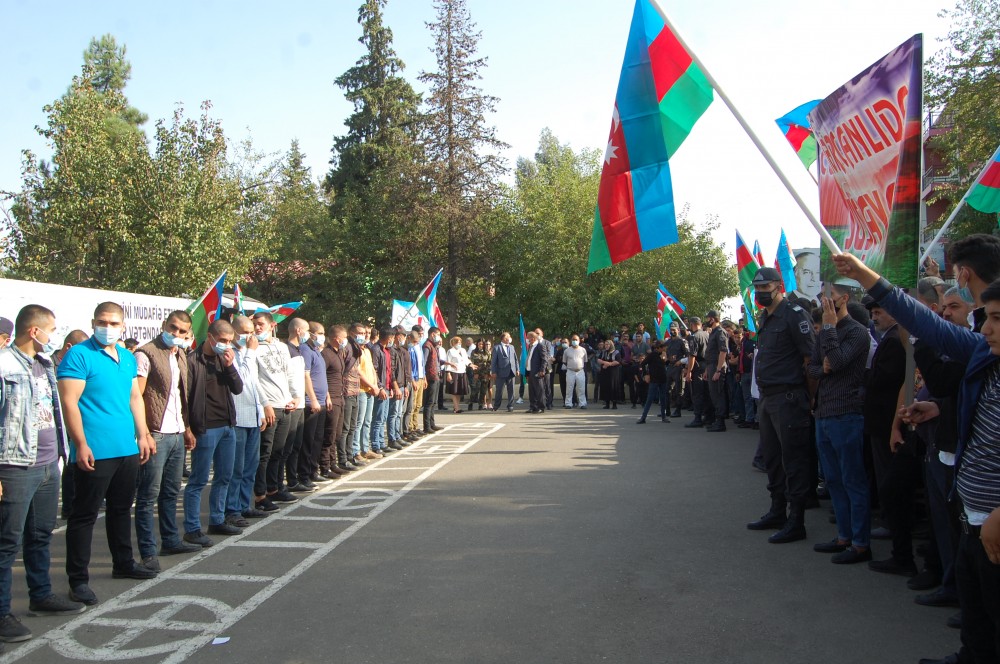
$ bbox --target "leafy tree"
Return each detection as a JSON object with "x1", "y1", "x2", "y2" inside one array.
[
  {"x1": 419, "y1": 0, "x2": 508, "y2": 329},
  {"x1": 487, "y1": 129, "x2": 738, "y2": 335},
  {"x1": 926, "y1": 0, "x2": 1000, "y2": 236}
]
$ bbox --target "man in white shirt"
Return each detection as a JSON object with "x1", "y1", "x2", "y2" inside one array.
[
  {"x1": 251, "y1": 312, "x2": 297, "y2": 512},
  {"x1": 563, "y1": 334, "x2": 588, "y2": 409},
  {"x1": 226, "y1": 316, "x2": 267, "y2": 526}
]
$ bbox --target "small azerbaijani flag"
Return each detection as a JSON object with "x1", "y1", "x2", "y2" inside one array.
[
  {"x1": 774, "y1": 228, "x2": 798, "y2": 293},
  {"x1": 186, "y1": 271, "x2": 226, "y2": 344},
  {"x1": 518, "y1": 313, "x2": 528, "y2": 385},
  {"x1": 587, "y1": 0, "x2": 713, "y2": 272},
  {"x1": 657, "y1": 282, "x2": 687, "y2": 329},
  {"x1": 775, "y1": 100, "x2": 821, "y2": 169},
  {"x1": 735, "y1": 231, "x2": 759, "y2": 335},
  {"x1": 966, "y1": 143, "x2": 1000, "y2": 215},
  {"x1": 655, "y1": 289, "x2": 668, "y2": 337},
  {"x1": 752, "y1": 240, "x2": 765, "y2": 269},
  {"x1": 233, "y1": 283, "x2": 245, "y2": 314},
  {"x1": 253, "y1": 302, "x2": 302, "y2": 324},
  {"x1": 413, "y1": 269, "x2": 449, "y2": 335}
]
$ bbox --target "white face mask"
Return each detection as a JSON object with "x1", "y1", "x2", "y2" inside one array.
[{"x1": 314, "y1": 335, "x2": 326, "y2": 347}]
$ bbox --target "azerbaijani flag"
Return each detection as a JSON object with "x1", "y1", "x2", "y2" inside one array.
[
  {"x1": 519, "y1": 313, "x2": 528, "y2": 385},
  {"x1": 413, "y1": 269, "x2": 449, "y2": 335},
  {"x1": 775, "y1": 100, "x2": 821, "y2": 169},
  {"x1": 655, "y1": 289, "x2": 669, "y2": 334},
  {"x1": 774, "y1": 228, "x2": 798, "y2": 293},
  {"x1": 752, "y1": 240, "x2": 765, "y2": 269},
  {"x1": 186, "y1": 271, "x2": 226, "y2": 344},
  {"x1": 233, "y1": 283, "x2": 245, "y2": 314},
  {"x1": 587, "y1": 0, "x2": 713, "y2": 272},
  {"x1": 657, "y1": 282, "x2": 686, "y2": 324},
  {"x1": 653, "y1": 317, "x2": 662, "y2": 341},
  {"x1": 967, "y1": 144, "x2": 1000, "y2": 214},
  {"x1": 736, "y1": 231, "x2": 758, "y2": 334},
  {"x1": 253, "y1": 302, "x2": 302, "y2": 324}
]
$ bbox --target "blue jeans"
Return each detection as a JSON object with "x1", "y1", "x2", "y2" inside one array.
[
  {"x1": 740, "y1": 374, "x2": 757, "y2": 424},
  {"x1": 371, "y1": 397, "x2": 389, "y2": 451},
  {"x1": 184, "y1": 426, "x2": 236, "y2": 533},
  {"x1": 816, "y1": 414, "x2": 870, "y2": 547},
  {"x1": 227, "y1": 426, "x2": 261, "y2": 517},
  {"x1": 639, "y1": 382, "x2": 666, "y2": 420},
  {"x1": 0, "y1": 461, "x2": 59, "y2": 614},
  {"x1": 387, "y1": 398, "x2": 403, "y2": 442},
  {"x1": 135, "y1": 432, "x2": 185, "y2": 558},
  {"x1": 354, "y1": 392, "x2": 374, "y2": 456}
]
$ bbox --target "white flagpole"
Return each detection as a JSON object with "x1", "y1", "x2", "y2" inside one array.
[
  {"x1": 646, "y1": 0, "x2": 842, "y2": 256},
  {"x1": 919, "y1": 197, "x2": 967, "y2": 266}
]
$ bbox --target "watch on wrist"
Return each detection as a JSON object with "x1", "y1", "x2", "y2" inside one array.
[{"x1": 823, "y1": 323, "x2": 835, "y2": 331}]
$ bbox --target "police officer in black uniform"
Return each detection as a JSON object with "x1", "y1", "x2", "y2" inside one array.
[
  {"x1": 664, "y1": 324, "x2": 689, "y2": 418},
  {"x1": 746, "y1": 267, "x2": 816, "y2": 543},
  {"x1": 684, "y1": 318, "x2": 710, "y2": 428}
]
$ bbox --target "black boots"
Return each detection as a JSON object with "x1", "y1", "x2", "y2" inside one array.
[
  {"x1": 747, "y1": 501, "x2": 787, "y2": 530},
  {"x1": 684, "y1": 417, "x2": 704, "y2": 428},
  {"x1": 706, "y1": 419, "x2": 726, "y2": 432},
  {"x1": 768, "y1": 505, "x2": 807, "y2": 543}
]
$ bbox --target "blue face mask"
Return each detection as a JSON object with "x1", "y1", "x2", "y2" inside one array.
[
  {"x1": 213, "y1": 341, "x2": 231, "y2": 355},
  {"x1": 162, "y1": 331, "x2": 187, "y2": 348},
  {"x1": 35, "y1": 330, "x2": 58, "y2": 355},
  {"x1": 571, "y1": 340, "x2": 579, "y2": 347},
  {"x1": 355, "y1": 335, "x2": 367, "y2": 345},
  {"x1": 957, "y1": 269, "x2": 976, "y2": 305},
  {"x1": 236, "y1": 334, "x2": 249, "y2": 348},
  {"x1": 255, "y1": 332, "x2": 270, "y2": 342},
  {"x1": 94, "y1": 326, "x2": 121, "y2": 346}
]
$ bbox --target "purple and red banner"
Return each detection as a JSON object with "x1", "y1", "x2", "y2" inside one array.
[{"x1": 808, "y1": 34, "x2": 923, "y2": 288}]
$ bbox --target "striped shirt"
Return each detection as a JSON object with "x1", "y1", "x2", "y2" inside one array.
[
  {"x1": 959, "y1": 361, "x2": 1000, "y2": 524},
  {"x1": 233, "y1": 347, "x2": 264, "y2": 428},
  {"x1": 807, "y1": 317, "x2": 869, "y2": 418}
]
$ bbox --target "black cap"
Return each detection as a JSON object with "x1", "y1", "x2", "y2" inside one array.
[
  {"x1": 0, "y1": 317, "x2": 12, "y2": 337},
  {"x1": 862, "y1": 295, "x2": 879, "y2": 311},
  {"x1": 688, "y1": 316, "x2": 702, "y2": 324},
  {"x1": 705, "y1": 309, "x2": 720, "y2": 320},
  {"x1": 751, "y1": 267, "x2": 782, "y2": 285}
]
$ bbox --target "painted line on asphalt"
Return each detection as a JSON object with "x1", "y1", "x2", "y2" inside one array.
[{"x1": 1, "y1": 421, "x2": 503, "y2": 663}]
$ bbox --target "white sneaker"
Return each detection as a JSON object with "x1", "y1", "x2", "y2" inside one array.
[{"x1": 516, "y1": 398, "x2": 524, "y2": 404}]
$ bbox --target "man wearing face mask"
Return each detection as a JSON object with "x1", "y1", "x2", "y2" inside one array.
[
  {"x1": 949, "y1": 234, "x2": 1000, "y2": 333},
  {"x1": 423, "y1": 328, "x2": 444, "y2": 430},
  {"x1": 225, "y1": 316, "x2": 268, "y2": 527},
  {"x1": 58, "y1": 302, "x2": 155, "y2": 606},
  {"x1": 182, "y1": 320, "x2": 244, "y2": 548},
  {"x1": 0, "y1": 305, "x2": 85, "y2": 640},
  {"x1": 133, "y1": 311, "x2": 201, "y2": 572},
  {"x1": 563, "y1": 334, "x2": 588, "y2": 409},
  {"x1": 320, "y1": 325, "x2": 349, "y2": 476},
  {"x1": 745, "y1": 268, "x2": 815, "y2": 544},
  {"x1": 289, "y1": 322, "x2": 329, "y2": 492},
  {"x1": 277, "y1": 319, "x2": 312, "y2": 495}
]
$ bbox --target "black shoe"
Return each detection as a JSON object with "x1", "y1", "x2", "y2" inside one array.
[
  {"x1": 242, "y1": 508, "x2": 268, "y2": 519},
  {"x1": 311, "y1": 473, "x2": 333, "y2": 484},
  {"x1": 321, "y1": 469, "x2": 342, "y2": 480},
  {"x1": 737, "y1": 421, "x2": 753, "y2": 428},
  {"x1": 751, "y1": 459, "x2": 767, "y2": 473},
  {"x1": 270, "y1": 489, "x2": 298, "y2": 503},
  {"x1": 0, "y1": 614, "x2": 32, "y2": 642},
  {"x1": 432, "y1": 426, "x2": 444, "y2": 431},
  {"x1": 339, "y1": 463, "x2": 358, "y2": 472},
  {"x1": 768, "y1": 522, "x2": 807, "y2": 544},
  {"x1": 225, "y1": 515, "x2": 250, "y2": 529},
  {"x1": 182, "y1": 466, "x2": 191, "y2": 478},
  {"x1": 256, "y1": 497, "x2": 279, "y2": 512},
  {"x1": 112, "y1": 563, "x2": 158, "y2": 580},
  {"x1": 27, "y1": 593, "x2": 86, "y2": 617},
  {"x1": 946, "y1": 613, "x2": 961, "y2": 629},
  {"x1": 684, "y1": 419, "x2": 704, "y2": 428},
  {"x1": 389, "y1": 441, "x2": 405, "y2": 451},
  {"x1": 636, "y1": 419, "x2": 646, "y2": 424},
  {"x1": 747, "y1": 508, "x2": 786, "y2": 530},
  {"x1": 160, "y1": 541, "x2": 202, "y2": 555},
  {"x1": 813, "y1": 539, "x2": 849, "y2": 554},
  {"x1": 918, "y1": 655, "x2": 961, "y2": 664},
  {"x1": 670, "y1": 410, "x2": 681, "y2": 418},
  {"x1": 915, "y1": 588, "x2": 961, "y2": 608},
  {"x1": 183, "y1": 530, "x2": 214, "y2": 547},
  {"x1": 208, "y1": 522, "x2": 242, "y2": 536},
  {"x1": 706, "y1": 421, "x2": 726, "y2": 432},
  {"x1": 287, "y1": 483, "x2": 314, "y2": 493},
  {"x1": 69, "y1": 584, "x2": 99, "y2": 606},
  {"x1": 908, "y1": 569, "x2": 942, "y2": 591},
  {"x1": 831, "y1": 547, "x2": 872, "y2": 564},
  {"x1": 868, "y1": 557, "x2": 918, "y2": 577}
]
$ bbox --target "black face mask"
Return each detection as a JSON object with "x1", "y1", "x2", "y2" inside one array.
[{"x1": 754, "y1": 290, "x2": 774, "y2": 307}]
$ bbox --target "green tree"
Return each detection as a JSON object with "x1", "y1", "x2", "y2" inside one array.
[
  {"x1": 419, "y1": 0, "x2": 508, "y2": 329},
  {"x1": 926, "y1": 0, "x2": 1000, "y2": 236},
  {"x1": 81, "y1": 34, "x2": 149, "y2": 130},
  {"x1": 488, "y1": 129, "x2": 737, "y2": 335}
]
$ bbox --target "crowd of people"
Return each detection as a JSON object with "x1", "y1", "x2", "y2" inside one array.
[{"x1": 1, "y1": 234, "x2": 999, "y2": 662}]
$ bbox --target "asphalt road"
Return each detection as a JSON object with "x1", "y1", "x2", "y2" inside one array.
[{"x1": 0, "y1": 406, "x2": 957, "y2": 664}]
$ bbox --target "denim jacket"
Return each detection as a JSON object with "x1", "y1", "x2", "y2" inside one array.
[{"x1": 0, "y1": 346, "x2": 70, "y2": 465}]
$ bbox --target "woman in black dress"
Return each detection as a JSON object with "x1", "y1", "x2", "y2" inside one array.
[{"x1": 597, "y1": 341, "x2": 621, "y2": 409}]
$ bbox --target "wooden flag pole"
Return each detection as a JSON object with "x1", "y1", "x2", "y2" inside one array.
[{"x1": 646, "y1": 0, "x2": 842, "y2": 256}]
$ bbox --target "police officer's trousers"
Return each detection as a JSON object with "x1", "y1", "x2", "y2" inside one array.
[{"x1": 758, "y1": 386, "x2": 812, "y2": 507}]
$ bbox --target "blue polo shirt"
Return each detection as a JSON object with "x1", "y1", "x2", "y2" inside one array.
[
  {"x1": 56, "y1": 337, "x2": 139, "y2": 461},
  {"x1": 301, "y1": 342, "x2": 328, "y2": 405}
]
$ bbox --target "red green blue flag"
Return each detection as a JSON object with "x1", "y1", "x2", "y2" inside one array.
[
  {"x1": 413, "y1": 269, "x2": 449, "y2": 335},
  {"x1": 233, "y1": 283, "x2": 245, "y2": 314},
  {"x1": 775, "y1": 100, "x2": 821, "y2": 169},
  {"x1": 752, "y1": 240, "x2": 765, "y2": 269},
  {"x1": 774, "y1": 228, "x2": 798, "y2": 293},
  {"x1": 587, "y1": 0, "x2": 713, "y2": 272},
  {"x1": 736, "y1": 232, "x2": 759, "y2": 335},
  {"x1": 253, "y1": 301, "x2": 302, "y2": 324},
  {"x1": 186, "y1": 271, "x2": 226, "y2": 344},
  {"x1": 967, "y1": 144, "x2": 1000, "y2": 214},
  {"x1": 657, "y1": 282, "x2": 687, "y2": 328}
]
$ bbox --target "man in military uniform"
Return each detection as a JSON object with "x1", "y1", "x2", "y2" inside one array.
[
  {"x1": 684, "y1": 318, "x2": 711, "y2": 428},
  {"x1": 702, "y1": 311, "x2": 730, "y2": 432},
  {"x1": 664, "y1": 323, "x2": 689, "y2": 418},
  {"x1": 746, "y1": 267, "x2": 816, "y2": 544}
]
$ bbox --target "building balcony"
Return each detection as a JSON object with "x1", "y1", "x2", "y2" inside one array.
[{"x1": 922, "y1": 165, "x2": 960, "y2": 199}]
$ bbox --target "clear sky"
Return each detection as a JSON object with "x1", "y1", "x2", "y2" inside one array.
[{"x1": 2, "y1": 0, "x2": 949, "y2": 284}]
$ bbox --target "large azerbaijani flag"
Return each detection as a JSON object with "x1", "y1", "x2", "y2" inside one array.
[
  {"x1": 967, "y1": 144, "x2": 1000, "y2": 214},
  {"x1": 413, "y1": 269, "x2": 449, "y2": 335},
  {"x1": 735, "y1": 231, "x2": 759, "y2": 334},
  {"x1": 186, "y1": 271, "x2": 226, "y2": 344},
  {"x1": 587, "y1": 0, "x2": 713, "y2": 272},
  {"x1": 775, "y1": 100, "x2": 821, "y2": 169},
  {"x1": 253, "y1": 301, "x2": 302, "y2": 324}
]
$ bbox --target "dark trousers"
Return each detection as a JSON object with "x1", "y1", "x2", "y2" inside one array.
[
  {"x1": 65, "y1": 454, "x2": 140, "y2": 586},
  {"x1": 494, "y1": 375, "x2": 515, "y2": 410},
  {"x1": 666, "y1": 366, "x2": 685, "y2": 412},
  {"x1": 690, "y1": 373, "x2": 710, "y2": 422},
  {"x1": 925, "y1": 453, "x2": 959, "y2": 595},
  {"x1": 758, "y1": 388, "x2": 812, "y2": 507},
  {"x1": 274, "y1": 408, "x2": 304, "y2": 491},
  {"x1": 338, "y1": 396, "x2": 358, "y2": 465},
  {"x1": 528, "y1": 373, "x2": 545, "y2": 411},
  {"x1": 881, "y1": 437, "x2": 924, "y2": 565},
  {"x1": 956, "y1": 530, "x2": 1000, "y2": 663},
  {"x1": 544, "y1": 371, "x2": 554, "y2": 409},
  {"x1": 60, "y1": 464, "x2": 75, "y2": 519},
  {"x1": 321, "y1": 402, "x2": 343, "y2": 471},
  {"x1": 256, "y1": 408, "x2": 291, "y2": 497},
  {"x1": 298, "y1": 405, "x2": 327, "y2": 483},
  {"x1": 558, "y1": 371, "x2": 566, "y2": 401},
  {"x1": 423, "y1": 379, "x2": 439, "y2": 430},
  {"x1": 707, "y1": 370, "x2": 727, "y2": 424},
  {"x1": 0, "y1": 461, "x2": 60, "y2": 614}
]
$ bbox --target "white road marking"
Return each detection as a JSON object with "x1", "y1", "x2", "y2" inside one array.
[{"x1": 2, "y1": 422, "x2": 503, "y2": 663}]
